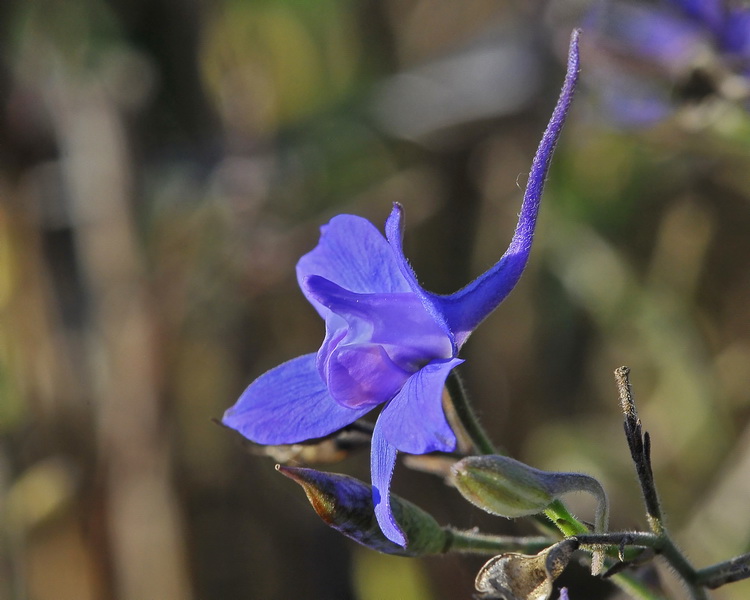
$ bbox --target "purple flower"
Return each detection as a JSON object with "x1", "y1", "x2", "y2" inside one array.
[
  {"x1": 585, "y1": 0, "x2": 750, "y2": 125},
  {"x1": 223, "y1": 32, "x2": 580, "y2": 547}
]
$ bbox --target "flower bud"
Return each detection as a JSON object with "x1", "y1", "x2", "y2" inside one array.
[
  {"x1": 451, "y1": 455, "x2": 608, "y2": 575},
  {"x1": 475, "y1": 539, "x2": 579, "y2": 600},
  {"x1": 451, "y1": 455, "x2": 557, "y2": 518},
  {"x1": 277, "y1": 465, "x2": 447, "y2": 556}
]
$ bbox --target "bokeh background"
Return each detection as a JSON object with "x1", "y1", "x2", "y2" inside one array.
[{"x1": 1, "y1": 1, "x2": 750, "y2": 599}]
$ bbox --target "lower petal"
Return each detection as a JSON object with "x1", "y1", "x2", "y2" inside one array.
[
  {"x1": 371, "y1": 419, "x2": 406, "y2": 547},
  {"x1": 378, "y1": 358, "x2": 463, "y2": 454},
  {"x1": 326, "y1": 344, "x2": 410, "y2": 409},
  {"x1": 223, "y1": 354, "x2": 371, "y2": 444}
]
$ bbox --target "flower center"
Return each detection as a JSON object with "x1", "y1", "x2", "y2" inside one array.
[{"x1": 317, "y1": 291, "x2": 453, "y2": 409}]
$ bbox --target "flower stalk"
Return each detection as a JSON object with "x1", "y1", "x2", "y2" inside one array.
[{"x1": 445, "y1": 371, "x2": 496, "y2": 455}]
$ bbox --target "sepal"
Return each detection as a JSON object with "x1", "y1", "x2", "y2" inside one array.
[{"x1": 475, "y1": 539, "x2": 579, "y2": 600}]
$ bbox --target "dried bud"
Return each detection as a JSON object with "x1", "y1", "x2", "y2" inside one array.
[
  {"x1": 277, "y1": 465, "x2": 447, "y2": 556},
  {"x1": 475, "y1": 539, "x2": 579, "y2": 600}
]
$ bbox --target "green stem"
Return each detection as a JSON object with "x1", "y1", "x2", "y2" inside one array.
[
  {"x1": 576, "y1": 531, "x2": 707, "y2": 600},
  {"x1": 543, "y1": 499, "x2": 589, "y2": 536},
  {"x1": 661, "y1": 538, "x2": 707, "y2": 599},
  {"x1": 445, "y1": 368, "x2": 708, "y2": 599},
  {"x1": 608, "y1": 572, "x2": 666, "y2": 600},
  {"x1": 445, "y1": 372, "x2": 496, "y2": 455},
  {"x1": 696, "y1": 551, "x2": 750, "y2": 589},
  {"x1": 443, "y1": 528, "x2": 553, "y2": 555}
]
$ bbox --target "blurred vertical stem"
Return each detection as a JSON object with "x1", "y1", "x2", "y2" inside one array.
[{"x1": 53, "y1": 73, "x2": 193, "y2": 600}]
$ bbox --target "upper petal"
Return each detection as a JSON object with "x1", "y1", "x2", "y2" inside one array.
[
  {"x1": 370, "y1": 419, "x2": 405, "y2": 546},
  {"x1": 222, "y1": 354, "x2": 371, "y2": 444},
  {"x1": 377, "y1": 357, "x2": 463, "y2": 454},
  {"x1": 304, "y1": 275, "x2": 454, "y2": 370},
  {"x1": 427, "y1": 31, "x2": 581, "y2": 347},
  {"x1": 296, "y1": 214, "x2": 412, "y2": 318},
  {"x1": 384, "y1": 204, "x2": 455, "y2": 352}
]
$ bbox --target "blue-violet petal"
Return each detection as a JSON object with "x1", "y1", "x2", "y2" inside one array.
[
  {"x1": 222, "y1": 354, "x2": 371, "y2": 444},
  {"x1": 370, "y1": 419, "x2": 405, "y2": 546},
  {"x1": 304, "y1": 275, "x2": 454, "y2": 369},
  {"x1": 296, "y1": 214, "x2": 412, "y2": 319},
  {"x1": 325, "y1": 344, "x2": 411, "y2": 409},
  {"x1": 378, "y1": 358, "x2": 463, "y2": 454}
]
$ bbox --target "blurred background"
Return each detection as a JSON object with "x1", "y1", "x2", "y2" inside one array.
[{"x1": 1, "y1": 0, "x2": 750, "y2": 598}]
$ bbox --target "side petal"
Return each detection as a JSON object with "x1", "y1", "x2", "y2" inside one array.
[
  {"x1": 431, "y1": 31, "x2": 581, "y2": 347},
  {"x1": 378, "y1": 358, "x2": 463, "y2": 454},
  {"x1": 371, "y1": 418, "x2": 405, "y2": 546},
  {"x1": 222, "y1": 354, "x2": 371, "y2": 444},
  {"x1": 296, "y1": 214, "x2": 412, "y2": 318},
  {"x1": 666, "y1": 0, "x2": 724, "y2": 30}
]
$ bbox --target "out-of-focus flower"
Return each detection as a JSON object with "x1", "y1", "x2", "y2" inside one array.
[
  {"x1": 223, "y1": 32, "x2": 580, "y2": 547},
  {"x1": 474, "y1": 539, "x2": 579, "y2": 600},
  {"x1": 585, "y1": 0, "x2": 750, "y2": 125}
]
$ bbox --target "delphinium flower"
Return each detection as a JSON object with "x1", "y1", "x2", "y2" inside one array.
[
  {"x1": 223, "y1": 32, "x2": 580, "y2": 547},
  {"x1": 584, "y1": 0, "x2": 750, "y2": 125}
]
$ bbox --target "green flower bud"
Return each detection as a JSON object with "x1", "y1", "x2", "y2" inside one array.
[
  {"x1": 451, "y1": 455, "x2": 609, "y2": 574},
  {"x1": 452, "y1": 455, "x2": 557, "y2": 518},
  {"x1": 475, "y1": 539, "x2": 579, "y2": 600},
  {"x1": 277, "y1": 465, "x2": 447, "y2": 556}
]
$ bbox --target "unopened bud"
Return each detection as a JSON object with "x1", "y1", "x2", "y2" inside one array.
[
  {"x1": 451, "y1": 455, "x2": 608, "y2": 574},
  {"x1": 475, "y1": 538, "x2": 579, "y2": 600},
  {"x1": 277, "y1": 465, "x2": 447, "y2": 556},
  {"x1": 452, "y1": 455, "x2": 556, "y2": 518}
]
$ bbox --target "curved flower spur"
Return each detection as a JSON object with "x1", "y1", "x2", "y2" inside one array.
[{"x1": 223, "y1": 31, "x2": 581, "y2": 547}]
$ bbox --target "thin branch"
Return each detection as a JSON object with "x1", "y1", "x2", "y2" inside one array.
[
  {"x1": 443, "y1": 528, "x2": 553, "y2": 555},
  {"x1": 696, "y1": 551, "x2": 750, "y2": 589},
  {"x1": 613, "y1": 367, "x2": 708, "y2": 600},
  {"x1": 614, "y1": 366, "x2": 664, "y2": 534}
]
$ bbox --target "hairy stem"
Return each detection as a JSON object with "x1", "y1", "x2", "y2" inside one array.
[
  {"x1": 615, "y1": 366, "x2": 664, "y2": 534},
  {"x1": 443, "y1": 528, "x2": 553, "y2": 555},
  {"x1": 696, "y1": 551, "x2": 750, "y2": 589},
  {"x1": 611, "y1": 367, "x2": 707, "y2": 600},
  {"x1": 445, "y1": 371, "x2": 496, "y2": 455}
]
